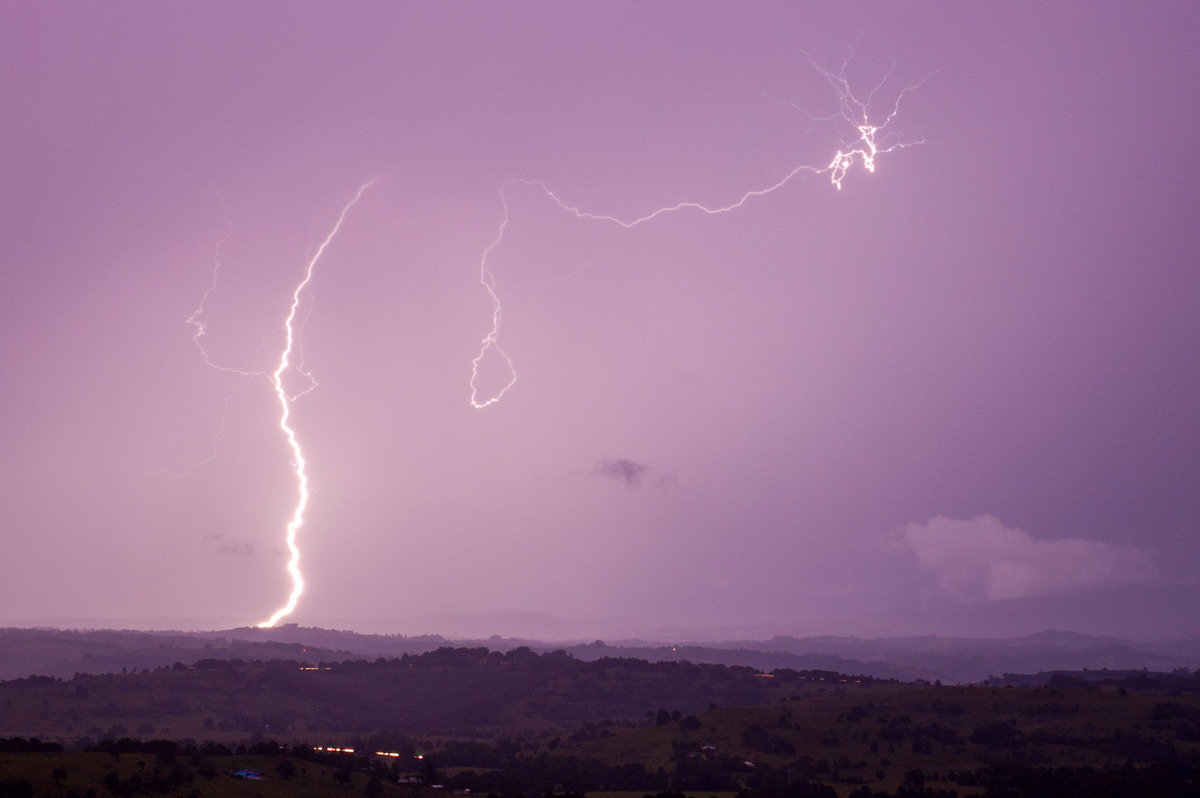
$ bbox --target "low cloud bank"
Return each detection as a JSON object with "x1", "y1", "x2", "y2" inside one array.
[{"x1": 896, "y1": 515, "x2": 1158, "y2": 602}]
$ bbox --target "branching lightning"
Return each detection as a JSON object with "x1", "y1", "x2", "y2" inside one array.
[
  {"x1": 187, "y1": 194, "x2": 260, "y2": 380},
  {"x1": 145, "y1": 195, "x2": 255, "y2": 481},
  {"x1": 188, "y1": 181, "x2": 375, "y2": 629},
  {"x1": 174, "y1": 52, "x2": 914, "y2": 626},
  {"x1": 470, "y1": 55, "x2": 921, "y2": 409}
]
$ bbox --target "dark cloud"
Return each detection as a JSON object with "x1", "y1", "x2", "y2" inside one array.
[
  {"x1": 203, "y1": 533, "x2": 257, "y2": 557},
  {"x1": 596, "y1": 458, "x2": 647, "y2": 486}
]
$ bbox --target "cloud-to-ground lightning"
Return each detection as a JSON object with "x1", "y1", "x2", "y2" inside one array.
[
  {"x1": 187, "y1": 182, "x2": 374, "y2": 628},
  {"x1": 470, "y1": 56, "x2": 921, "y2": 409}
]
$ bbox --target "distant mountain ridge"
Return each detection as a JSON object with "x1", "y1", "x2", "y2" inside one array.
[{"x1": 1, "y1": 625, "x2": 1197, "y2": 684}]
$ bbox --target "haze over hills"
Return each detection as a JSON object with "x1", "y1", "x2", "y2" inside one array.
[
  {"x1": 2, "y1": 623, "x2": 1197, "y2": 685},
  {"x1": 13, "y1": 581, "x2": 1200, "y2": 643}
]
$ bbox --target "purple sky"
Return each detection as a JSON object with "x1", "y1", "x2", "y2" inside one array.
[{"x1": 3, "y1": 2, "x2": 1200, "y2": 640}]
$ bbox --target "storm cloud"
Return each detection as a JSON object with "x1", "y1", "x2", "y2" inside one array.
[{"x1": 896, "y1": 515, "x2": 1159, "y2": 602}]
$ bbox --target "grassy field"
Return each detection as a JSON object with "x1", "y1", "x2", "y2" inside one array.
[
  {"x1": 0, "y1": 750, "x2": 409, "y2": 797},
  {"x1": 568, "y1": 683, "x2": 1200, "y2": 796}
]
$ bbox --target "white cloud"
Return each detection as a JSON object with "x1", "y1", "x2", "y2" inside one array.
[{"x1": 895, "y1": 515, "x2": 1159, "y2": 602}]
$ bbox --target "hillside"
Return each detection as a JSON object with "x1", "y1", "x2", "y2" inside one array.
[
  {"x1": 0, "y1": 648, "x2": 1198, "y2": 797},
  {"x1": 0, "y1": 648, "x2": 837, "y2": 742}
]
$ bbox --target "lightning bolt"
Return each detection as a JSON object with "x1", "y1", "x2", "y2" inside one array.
[
  {"x1": 470, "y1": 54, "x2": 921, "y2": 409},
  {"x1": 186, "y1": 181, "x2": 375, "y2": 629},
  {"x1": 257, "y1": 180, "x2": 375, "y2": 628}
]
